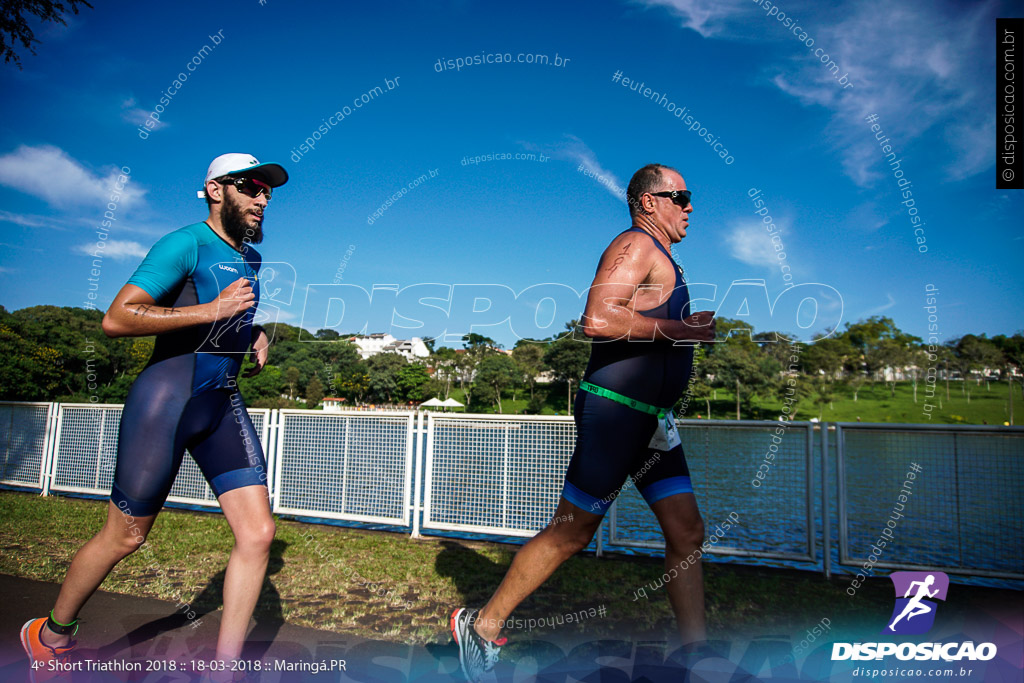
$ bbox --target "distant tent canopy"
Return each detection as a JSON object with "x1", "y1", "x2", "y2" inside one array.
[
  {"x1": 419, "y1": 398, "x2": 446, "y2": 407},
  {"x1": 418, "y1": 397, "x2": 463, "y2": 410}
]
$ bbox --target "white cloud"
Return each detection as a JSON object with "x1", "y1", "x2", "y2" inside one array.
[
  {"x1": 633, "y1": 0, "x2": 748, "y2": 38},
  {"x1": 73, "y1": 240, "x2": 148, "y2": 261},
  {"x1": 273, "y1": 310, "x2": 299, "y2": 323},
  {"x1": 521, "y1": 135, "x2": 627, "y2": 203},
  {"x1": 634, "y1": 0, "x2": 998, "y2": 183},
  {"x1": 863, "y1": 293, "x2": 897, "y2": 317},
  {"x1": 0, "y1": 145, "x2": 147, "y2": 209},
  {"x1": 0, "y1": 241, "x2": 42, "y2": 252},
  {"x1": 792, "y1": 2, "x2": 996, "y2": 184},
  {"x1": 943, "y1": 119, "x2": 995, "y2": 182},
  {"x1": 120, "y1": 96, "x2": 167, "y2": 130},
  {"x1": 727, "y1": 221, "x2": 784, "y2": 268},
  {"x1": 840, "y1": 202, "x2": 888, "y2": 234},
  {"x1": 570, "y1": 148, "x2": 628, "y2": 202},
  {"x1": 0, "y1": 206, "x2": 161, "y2": 238},
  {"x1": 0, "y1": 209, "x2": 69, "y2": 230}
]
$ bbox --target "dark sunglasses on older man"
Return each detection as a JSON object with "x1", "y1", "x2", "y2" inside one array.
[
  {"x1": 219, "y1": 176, "x2": 273, "y2": 200},
  {"x1": 650, "y1": 189, "x2": 691, "y2": 207}
]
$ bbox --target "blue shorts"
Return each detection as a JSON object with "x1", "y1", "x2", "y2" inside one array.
[
  {"x1": 561, "y1": 390, "x2": 692, "y2": 515},
  {"x1": 111, "y1": 356, "x2": 267, "y2": 516}
]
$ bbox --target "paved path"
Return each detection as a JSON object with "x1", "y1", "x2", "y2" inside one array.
[
  {"x1": 3, "y1": 573, "x2": 1021, "y2": 682},
  {"x1": 0, "y1": 574, "x2": 401, "y2": 682}
]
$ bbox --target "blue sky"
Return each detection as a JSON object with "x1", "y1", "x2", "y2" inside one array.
[{"x1": 1, "y1": 0, "x2": 1021, "y2": 348}]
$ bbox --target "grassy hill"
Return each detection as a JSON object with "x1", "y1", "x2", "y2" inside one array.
[{"x1": 444, "y1": 379, "x2": 1022, "y2": 426}]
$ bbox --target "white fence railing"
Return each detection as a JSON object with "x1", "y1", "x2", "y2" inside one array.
[
  {"x1": 272, "y1": 409, "x2": 415, "y2": 526},
  {"x1": 2, "y1": 402, "x2": 1021, "y2": 581},
  {"x1": 422, "y1": 413, "x2": 575, "y2": 538},
  {"x1": 835, "y1": 422, "x2": 1024, "y2": 580},
  {"x1": 0, "y1": 402, "x2": 54, "y2": 491}
]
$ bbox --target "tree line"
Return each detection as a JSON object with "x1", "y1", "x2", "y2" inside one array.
[{"x1": 1, "y1": 305, "x2": 1020, "y2": 419}]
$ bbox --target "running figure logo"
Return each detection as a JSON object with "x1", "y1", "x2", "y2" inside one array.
[{"x1": 883, "y1": 571, "x2": 949, "y2": 635}]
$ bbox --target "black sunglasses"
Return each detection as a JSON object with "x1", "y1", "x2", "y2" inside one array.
[
  {"x1": 218, "y1": 176, "x2": 273, "y2": 200},
  {"x1": 650, "y1": 189, "x2": 692, "y2": 207}
]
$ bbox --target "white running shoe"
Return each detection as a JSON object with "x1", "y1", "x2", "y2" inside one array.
[{"x1": 450, "y1": 607, "x2": 506, "y2": 682}]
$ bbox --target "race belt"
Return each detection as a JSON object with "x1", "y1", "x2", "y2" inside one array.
[{"x1": 579, "y1": 381, "x2": 670, "y2": 418}]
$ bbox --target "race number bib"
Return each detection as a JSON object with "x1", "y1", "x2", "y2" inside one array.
[{"x1": 648, "y1": 412, "x2": 681, "y2": 450}]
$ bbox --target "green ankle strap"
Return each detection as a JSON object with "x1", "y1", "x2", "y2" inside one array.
[{"x1": 46, "y1": 610, "x2": 78, "y2": 636}]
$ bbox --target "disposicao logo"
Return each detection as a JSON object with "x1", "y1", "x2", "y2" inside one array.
[
  {"x1": 884, "y1": 571, "x2": 948, "y2": 635},
  {"x1": 832, "y1": 571, "x2": 997, "y2": 662}
]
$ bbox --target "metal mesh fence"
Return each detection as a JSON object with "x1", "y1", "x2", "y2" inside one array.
[
  {"x1": 837, "y1": 424, "x2": 1024, "y2": 579},
  {"x1": 0, "y1": 402, "x2": 52, "y2": 490},
  {"x1": 51, "y1": 404, "x2": 121, "y2": 496},
  {"x1": 608, "y1": 421, "x2": 816, "y2": 563},
  {"x1": 50, "y1": 404, "x2": 272, "y2": 509},
  {"x1": 273, "y1": 410, "x2": 413, "y2": 525},
  {"x1": 5, "y1": 399, "x2": 1021, "y2": 582},
  {"x1": 424, "y1": 415, "x2": 576, "y2": 537}
]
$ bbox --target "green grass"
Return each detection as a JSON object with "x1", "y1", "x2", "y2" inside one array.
[
  {"x1": 445, "y1": 387, "x2": 570, "y2": 415},
  {"x1": 447, "y1": 380, "x2": 1023, "y2": 425},
  {"x1": 1, "y1": 491, "x2": 1012, "y2": 645},
  {"x1": 712, "y1": 379, "x2": 1022, "y2": 425}
]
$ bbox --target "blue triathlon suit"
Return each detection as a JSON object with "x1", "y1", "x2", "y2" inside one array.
[
  {"x1": 562, "y1": 227, "x2": 695, "y2": 515},
  {"x1": 111, "y1": 221, "x2": 267, "y2": 516}
]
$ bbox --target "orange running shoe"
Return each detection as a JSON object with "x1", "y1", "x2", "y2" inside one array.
[{"x1": 20, "y1": 617, "x2": 77, "y2": 683}]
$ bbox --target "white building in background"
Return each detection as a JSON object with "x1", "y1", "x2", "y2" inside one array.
[
  {"x1": 322, "y1": 397, "x2": 347, "y2": 412},
  {"x1": 349, "y1": 333, "x2": 430, "y2": 361}
]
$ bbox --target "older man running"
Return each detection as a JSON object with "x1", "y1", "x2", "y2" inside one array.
[{"x1": 451, "y1": 163, "x2": 715, "y2": 681}]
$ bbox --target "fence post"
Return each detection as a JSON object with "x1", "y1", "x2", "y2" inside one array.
[
  {"x1": 501, "y1": 423, "x2": 510, "y2": 530},
  {"x1": 822, "y1": 423, "x2": 831, "y2": 580},
  {"x1": 805, "y1": 423, "x2": 816, "y2": 568},
  {"x1": 43, "y1": 403, "x2": 65, "y2": 497},
  {"x1": 835, "y1": 425, "x2": 848, "y2": 567},
  {"x1": 272, "y1": 411, "x2": 286, "y2": 514},
  {"x1": 40, "y1": 403, "x2": 58, "y2": 496},
  {"x1": 340, "y1": 417, "x2": 350, "y2": 513},
  {"x1": 265, "y1": 409, "x2": 277, "y2": 509},
  {"x1": 92, "y1": 409, "x2": 107, "y2": 490},
  {"x1": 411, "y1": 411, "x2": 425, "y2": 539}
]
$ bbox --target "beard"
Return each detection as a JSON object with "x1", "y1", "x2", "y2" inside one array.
[{"x1": 221, "y1": 195, "x2": 264, "y2": 245}]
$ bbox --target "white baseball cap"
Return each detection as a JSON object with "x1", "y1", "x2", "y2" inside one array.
[{"x1": 197, "y1": 153, "x2": 289, "y2": 198}]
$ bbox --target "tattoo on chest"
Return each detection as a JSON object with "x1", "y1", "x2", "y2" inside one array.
[{"x1": 606, "y1": 242, "x2": 632, "y2": 276}]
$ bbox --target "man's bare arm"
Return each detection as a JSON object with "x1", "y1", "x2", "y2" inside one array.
[
  {"x1": 581, "y1": 234, "x2": 715, "y2": 343},
  {"x1": 102, "y1": 277, "x2": 256, "y2": 338}
]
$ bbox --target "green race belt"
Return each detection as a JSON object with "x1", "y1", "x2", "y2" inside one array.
[{"x1": 579, "y1": 381, "x2": 669, "y2": 418}]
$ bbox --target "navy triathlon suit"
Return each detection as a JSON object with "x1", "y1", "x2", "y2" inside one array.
[
  {"x1": 111, "y1": 222, "x2": 267, "y2": 516},
  {"x1": 562, "y1": 227, "x2": 695, "y2": 514}
]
